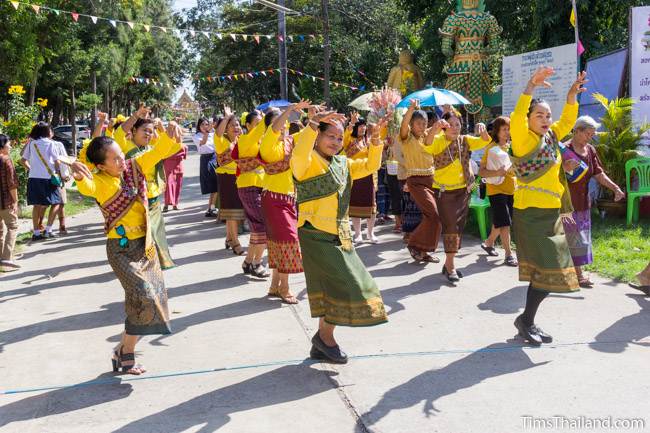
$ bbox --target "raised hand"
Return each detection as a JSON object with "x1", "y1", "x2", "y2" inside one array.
[
  {"x1": 475, "y1": 122, "x2": 490, "y2": 141},
  {"x1": 223, "y1": 105, "x2": 234, "y2": 118},
  {"x1": 97, "y1": 111, "x2": 108, "y2": 124},
  {"x1": 70, "y1": 160, "x2": 93, "y2": 180},
  {"x1": 135, "y1": 103, "x2": 151, "y2": 119},
  {"x1": 567, "y1": 71, "x2": 588, "y2": 103},
  {"x1": 312, "y1": 111, "x2": 346, "y2": 128},
  {"x1": 292, "y1": 99, "x2": 312, "y2": 112},
  {"x1": 529, "y1": 66, "x2": 555, "y2": 88},
  {"x1": 350, "y1": 111, "x2": 360, "y2": 125},
  {"x1": 408, "y1": 98, "x2": 420, "y2": 111}
]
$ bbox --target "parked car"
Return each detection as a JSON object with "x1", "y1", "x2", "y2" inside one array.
[
  {"x1": 53, "y1": 133, "x2": 83, "y2": 156},
  {"x1": 53, "y1": 124, "x2": 91, "y2": 140}
]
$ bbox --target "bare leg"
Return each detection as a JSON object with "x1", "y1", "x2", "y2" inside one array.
[
  {"x1": 58, "y1": 205, "x2": 66, "y2": 230},
  {"x1": 269, "y1": 269, "x2": 280, "y2": 293},
  {"x1": 500, "y1": 227, "x2": 512, "y2": 257},
  {"x1": 367, "y1": 215, "x2": 377, "y2": 242},
  {"x1": 119, "y1": 333, "x2": 145, "y2": 374},
  {"x1": 46, "y1": 204, "x2": 61, "y2": 228},
  {"x1": 445, "y1": 252, "x2": 456, "y2": 272},
  {"x1": 352, "y1": 218, "x2": 362, "y2": 239},
  {"x1": 318, "y1": 317, "x2": 337, "y2": 347},
  {"x1": 278, "y1": 273, "x2": 297, "y2": 303},
  {"x1": 484, "y1": 225, "x2": 499, "y2": 248},
  {"x1": 32, "y1": 205, "x2": 45, "y2": 231},
  {"x1": 208, "y1": 192, "x2": 217, "y2": 211}
]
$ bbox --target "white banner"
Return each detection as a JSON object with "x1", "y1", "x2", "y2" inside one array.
[
  {"x1": 630, "y1": 6, "x2": 650, "y2": 128},
  {"x1": 502, "y1": 44, "x2": 577, "y2": 120}
]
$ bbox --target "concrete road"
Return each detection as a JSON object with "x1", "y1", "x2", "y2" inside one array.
[{"x1": 1, "y1": 145, "x2": 649, "y2": 433}]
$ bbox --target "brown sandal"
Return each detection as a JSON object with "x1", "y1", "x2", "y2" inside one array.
[{"x1": 279, "y1": 290, "x2": 298, "y2": 304}]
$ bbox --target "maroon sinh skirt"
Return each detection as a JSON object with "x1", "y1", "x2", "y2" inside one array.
[
  {"x1": 217, "y1": 173, "x2": 244, "y2": 221},
  {"x1": 349, "y1": 174, "x2": 376, "y2": 218},
  {"x1": 238, "y1": 186, "x2": 267, "y2": 244},
  {"x1": 261, "y1": 191, "x2": 303, "y2": 273}
]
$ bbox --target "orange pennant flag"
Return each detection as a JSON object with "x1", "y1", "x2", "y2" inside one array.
[
  {"x1": 71, "y1": 12, "x2": 79, "y2": 22},
  {"x1": 31, "y1": 4, "x2": 40, "y2": 13}
]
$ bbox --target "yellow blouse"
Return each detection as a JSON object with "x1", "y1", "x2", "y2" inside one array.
[
  {"x1": 399, "y1": 130, "x2": 434, "y2": 177},
  {"x1": 346, "y1": 138, "x2": 370, "y2": 160},
  {"x1": 259, "y1": 126, "x2": 310, "y2": 196},
  {"x1": 113, "y1": 127, "x2": 181, "y2": 198},
  {"x1": 236, "y1": 121, "x2": 266, "y2": 189},
  {"x1": 510, "y1": 94, "x2": 578, "y2": 209},
  {"x1": 213, "y1": 135, "x2": 237, "y2": 175},
  {"x1": 481, "y1": 145, "x2": 517, "y2": 196},
  {"x1": 291, "y1": 128, "x2": 384, "y2": 235},
  {"x1": 76, "y1": 134, "x2": 175, "y2": 240},
  {"x1": 424, "y1": 133, "x2": 490, "y2": 190}
]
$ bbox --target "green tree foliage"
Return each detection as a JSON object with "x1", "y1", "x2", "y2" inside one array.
[{"x1": 0, "y1": 0, "x2": 185, "y2": 131}]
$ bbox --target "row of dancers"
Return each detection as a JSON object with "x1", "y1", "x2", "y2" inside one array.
[{"x1": 57, "y1": 66, "x2": 594, "y2": 372}]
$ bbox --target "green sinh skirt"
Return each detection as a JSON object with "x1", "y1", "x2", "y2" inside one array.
[
  {"x1": 107, "y1": 237, "x2": 171, "y2": 335},
  {"x1": 149, "y1": 197, "x2": 175, "y2": 270},
  {"x1": 298, "y1": 223, "x2": 387, "y2": 327},
  {"x1": 513, "y1": 208, "x2": 579, "y2": 293}
]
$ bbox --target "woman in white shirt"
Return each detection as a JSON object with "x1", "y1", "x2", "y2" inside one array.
[
  {"x1": 20, "y1": 122, "x2": 69, "y2": 240},
  {"x1": 194, "y1": 117, "x2": 218, "y2": 217}
]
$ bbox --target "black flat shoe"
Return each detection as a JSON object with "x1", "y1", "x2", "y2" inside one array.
[
  {"x1": 309, "y1": 345, "x2": 327, "y2": 360},
  {"x1": 531, "y1": 324, "x2": 553, "y2": 343},
  {"x1": 442, "y1": 266, "x2": 460, "y2": 282},
  {"x1": 514, "y1": 315, "x2": 542, "y2": 346},
  {"x1": 311, "y1": 332, "x2": 348, "y2": 364}
]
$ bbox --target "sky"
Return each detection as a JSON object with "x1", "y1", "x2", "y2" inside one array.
[{"x1": 172, "y1": 0, "x2": 198, "y2": 12}]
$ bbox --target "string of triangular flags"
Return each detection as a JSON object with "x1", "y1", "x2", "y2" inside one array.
[
  {"x1": 128, "y1": 77, "x2": 173, "y2": 88},
  {"x1": 4, "y1": 0, "x2": 318, "y2": 43},
  {"x1": 195, "y1": 68, "x2": 366, "y2": 91}
]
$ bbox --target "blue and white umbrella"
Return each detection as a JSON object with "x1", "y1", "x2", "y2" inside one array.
[
  {"x1": 396, "y1": 88, "x2": 471, "y2": 109},
  {"x1": 256, "y1": 99, "x2": 291, "y2": 112}
]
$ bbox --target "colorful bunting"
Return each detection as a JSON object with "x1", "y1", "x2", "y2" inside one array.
[
  {"x1": 3, "y1": 0, "x2": 318, "y2": 43},
  {"x1": 194, "y1": 67, "x2": 362, "y2": 91}
]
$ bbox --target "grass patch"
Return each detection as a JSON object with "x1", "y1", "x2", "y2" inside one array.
[
  {"x1": 466, "y1": 205, "x2": 649, "y2": 283},
  {"x1": 18, "y1": 188, "x2": 96, "y2": 220},
  {"x1": 585, "y1": 214, "x2": 650, "y2": 283}
]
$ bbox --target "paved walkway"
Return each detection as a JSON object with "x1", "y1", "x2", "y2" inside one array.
[{"x1": 1, "y1": 144, "x2": 649, "y2": 432}]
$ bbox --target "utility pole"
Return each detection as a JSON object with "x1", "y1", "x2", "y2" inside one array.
[
  {"x1": 321, "y1": 0, "x2": 331, "y2": 106},
  {"x1": 278, "y1": 0, "x2": 288, "y2": 100}
]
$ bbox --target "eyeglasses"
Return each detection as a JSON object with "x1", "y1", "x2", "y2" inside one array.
[{"x1": 115, "y1": 224, "x2": 129, "y2": 248}]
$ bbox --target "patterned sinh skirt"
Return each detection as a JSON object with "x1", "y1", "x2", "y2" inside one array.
[
  {"x1": 562, "y1": 209, "x2": 593, "y2": 267},
  {"x1": 513, "y1": 208, "x2": 579, "y2": 293},
  {"x1": 436, "y1": 188, "x2": 470, "y2": 254},
  {"x1": 217, "y1": 173, "x2": 245, "y2": 221},
  {"x1": 376, "y1": 168, "x2": 391, "y2": 215},
  {"x1": 107, "y1": 237, "x2": 171, "y2": 335},
  {"x1": 261, "y1": 191, "x2": 303, "y2": 274},
  {"x1": 349, "y1": 174, "x2": 376, "y2": 218},
  {"x1": 238, "y1": 186, "x2": 267, "y2": 244},
  {"x1": 298, "y1": 223, "x2": 387, "y2": 327},
  {"x1": 149, "y1": 197, "x2": 175, "y2": 270},
  {"x1": 406, "y1": 175, "x2": 441, "y2": 253},
  {"x1": 400, "y1": 180, "x2": 422, "y2": 233}
]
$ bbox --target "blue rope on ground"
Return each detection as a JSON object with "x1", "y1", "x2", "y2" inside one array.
[{"x1": 0, "y1": 340, "x2": 630, "y2": 395}]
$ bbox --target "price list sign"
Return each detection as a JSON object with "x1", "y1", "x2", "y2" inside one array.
[{"x1": 502, "y1": 44, "x2": 578, "y2": 118}]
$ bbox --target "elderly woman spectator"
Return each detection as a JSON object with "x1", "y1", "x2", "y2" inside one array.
[{"x1": 562, "y1": 115, "x2": 625, "y2": 288}]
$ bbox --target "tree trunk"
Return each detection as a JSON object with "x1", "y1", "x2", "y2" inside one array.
[
  {"x1": 70, "y1": 86, "x2": 77, "y2": 157},
  {"x1": 321, "y1": 0, "x2": 331, "y2": 106},
  {"x1": 28, "y1": 66, "x2": 39, "y2": 106},
  {"x1": 51, "y1": 94, "x2": 63, "y2": 127},
  {"x1": 90, "y1": 70, "x2": 97, "y2": 130}
]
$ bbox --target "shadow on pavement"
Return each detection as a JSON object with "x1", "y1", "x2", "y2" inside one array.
[
  {"x1": 111, "y1": 363, "x2": 340, "y2": 433},
  {"x1": 0, "y1": 374, "x2": 133, "y2": 429},
  {"x1": 361, "y1": 342, "x2": 549, "y2": 426},
  {"x1": 589, "y1": 294, "x2": 650, "y2": 353}
]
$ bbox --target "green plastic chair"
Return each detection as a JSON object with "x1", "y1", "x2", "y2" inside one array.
[
  {"x1": 626, "y1": 157, "x2": 650, "y2": 225},
  {"x1": 469, "y1": 181, "x2": 491, "y2": 240}
]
